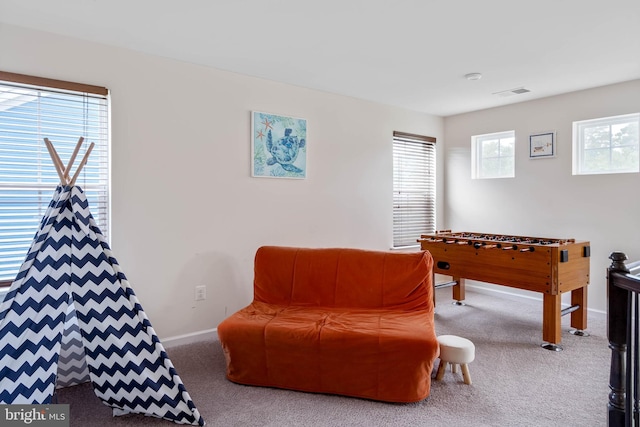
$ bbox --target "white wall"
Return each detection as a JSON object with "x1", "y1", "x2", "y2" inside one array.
[
  {"x1": 443, "y1": 79, "x2": 640, "y2": 313},
  {"x1": 0, "y1": 23, "x2": 444, "y2": 339}
]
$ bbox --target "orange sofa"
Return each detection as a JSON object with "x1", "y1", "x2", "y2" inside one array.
[{"x1": 217, "y1": 246, "x2": 439, "y2": 402}]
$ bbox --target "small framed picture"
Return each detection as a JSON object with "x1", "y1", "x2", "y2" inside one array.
[{"x1": 529, "y1": 132, "x2": 555, "y2": 158}]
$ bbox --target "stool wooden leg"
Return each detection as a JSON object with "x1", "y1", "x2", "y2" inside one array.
[
  {"x1": 461, "y1": 363, "x2": 472, "y2": 385},
  {"x1": 436, "y1": 360, "x2": 447, "y2": 380},
  {"x1": 451, "y1": 363, "x2": 458, "y2": 374}
]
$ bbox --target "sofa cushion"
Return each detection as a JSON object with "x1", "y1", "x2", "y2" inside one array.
[
  {"x1": 253, "y1": 246, "x2": 433, "y2": 310},
  {"x1": 220, "y1": 302, "x2": 438, "y2": 402}
]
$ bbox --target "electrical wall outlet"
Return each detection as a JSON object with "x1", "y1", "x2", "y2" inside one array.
[{"x1": 195, "y1": 285, "x2": 206, "y2": 301}]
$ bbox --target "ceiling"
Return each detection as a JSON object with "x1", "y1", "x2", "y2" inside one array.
[{"x1": 1, "y1": 0, "x2": 639, "y2": 116}]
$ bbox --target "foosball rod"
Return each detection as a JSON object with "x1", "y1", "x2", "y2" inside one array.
[
  {"x1": 560, "y1": 304, "x2": 580, "y2": 317},
  {"x1": 428, "y1": 231, "x2": 576, "y2": 246},
  {"x1": 434, "y1": 280, "x2": 457, "y2": 289}
]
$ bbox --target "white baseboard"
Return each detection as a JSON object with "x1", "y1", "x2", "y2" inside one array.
[{"x1": 161, "y1": 328, "x2": 218, "y2": 348}]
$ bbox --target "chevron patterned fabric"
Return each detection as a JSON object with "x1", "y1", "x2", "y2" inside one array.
[
  {"x1": 56, "y1": 301, "x2": 91, "y2": 388},
  {"x1": 0, "y1": 185, "x2": 205, "y2": 426}
]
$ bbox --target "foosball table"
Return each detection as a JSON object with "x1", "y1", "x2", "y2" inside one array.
[{"x1": 419, "y1": 231, "x2": 591, "y2": 350}]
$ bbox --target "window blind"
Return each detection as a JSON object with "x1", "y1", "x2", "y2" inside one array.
[
  {"x1": 0, "y1": 72, "x2": 109, "y2": 284},
  {"x1": 392, "y1": 131, "x2": 436, "y2": 248}
]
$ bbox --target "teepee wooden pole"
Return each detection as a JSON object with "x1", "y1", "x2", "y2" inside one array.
[
  {"x1": 44, "y1": 138, "x2": 67, "y2": 185},
  {"x1": 65, "y1": 137, "x2": 84, "y2": 180},
  {"x1": 69, "y1": 142, "x2": 95, "y2": 186}
]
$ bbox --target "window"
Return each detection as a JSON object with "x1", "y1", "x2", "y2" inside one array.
[
  {"x1": 0, "y1": 71, "x2": 109, "y2": 285},
  {"x1": 572, "y1": 113, "x2": 640, "y2": 175},
  {"x1": 392, "y1": 131, "x2": 436, "y2": 248},
  {"x1": 472, "y1": 130, "x2": 515, "y2": 179}
]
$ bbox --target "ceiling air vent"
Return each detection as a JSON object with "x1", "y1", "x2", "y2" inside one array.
[{"x1": 492, "y1": 87, "x2": 531, "y2": 97}]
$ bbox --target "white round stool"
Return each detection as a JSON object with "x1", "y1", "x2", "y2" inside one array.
[{"x1": 436, "y1": 335, "x2": 475, "y2": 385}]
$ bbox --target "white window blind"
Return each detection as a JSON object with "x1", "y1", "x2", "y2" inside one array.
[
  {"x1": 0, "y1": 72, "x2": 109, "y2": 284},
  {"x1": 393, "y1": 131, "x2": 436, "y2": 248}
]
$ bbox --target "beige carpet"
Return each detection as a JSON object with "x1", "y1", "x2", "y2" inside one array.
[{"x1": 56, "y1": 287, "x2": 609, "y2": 426}]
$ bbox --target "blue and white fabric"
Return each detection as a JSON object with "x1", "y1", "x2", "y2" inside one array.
[{"x1": 0, "y1": 186, "x2": 205, "y2": 425}]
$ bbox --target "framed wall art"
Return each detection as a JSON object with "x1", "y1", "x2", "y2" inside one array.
[
  {"x1": 529, "y1": 132, "x2": 555, "y2": 158},
  {"x1": 252, "y1": 111, "x2": 307, "y2": 178}
]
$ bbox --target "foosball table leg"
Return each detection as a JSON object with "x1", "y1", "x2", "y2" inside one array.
[
  {"x1": 542, "y1": 293, "x2": 563, "y2": 351},
  {"x1": 452, "y1": 277, "x2": 466, "y2": 306},
  {"x1": 569, "y1": 286, "x2": 590, "y2": 337}
]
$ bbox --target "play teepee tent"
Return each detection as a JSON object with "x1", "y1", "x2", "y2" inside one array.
[{"x1": 0, "y1": 138, "x2": 205, "y2": 426}]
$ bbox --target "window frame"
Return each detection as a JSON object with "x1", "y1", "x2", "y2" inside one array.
[
  {"x1": 572, "y1": 113, "x2": 640, "y2": 175},
  {"x1": 392, "y1": 131, "x2": 436, "y2": 249},
  {"x1": 471, "y1": 130, "x2": 516, "y2": 179},
  {"x1": 0, "y1": 71, "x2": 109, "y2": 287}
]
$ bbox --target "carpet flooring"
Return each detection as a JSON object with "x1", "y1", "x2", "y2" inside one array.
[{"x1": 56, "y1": 287, "x2": 610, "y2": 426}]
